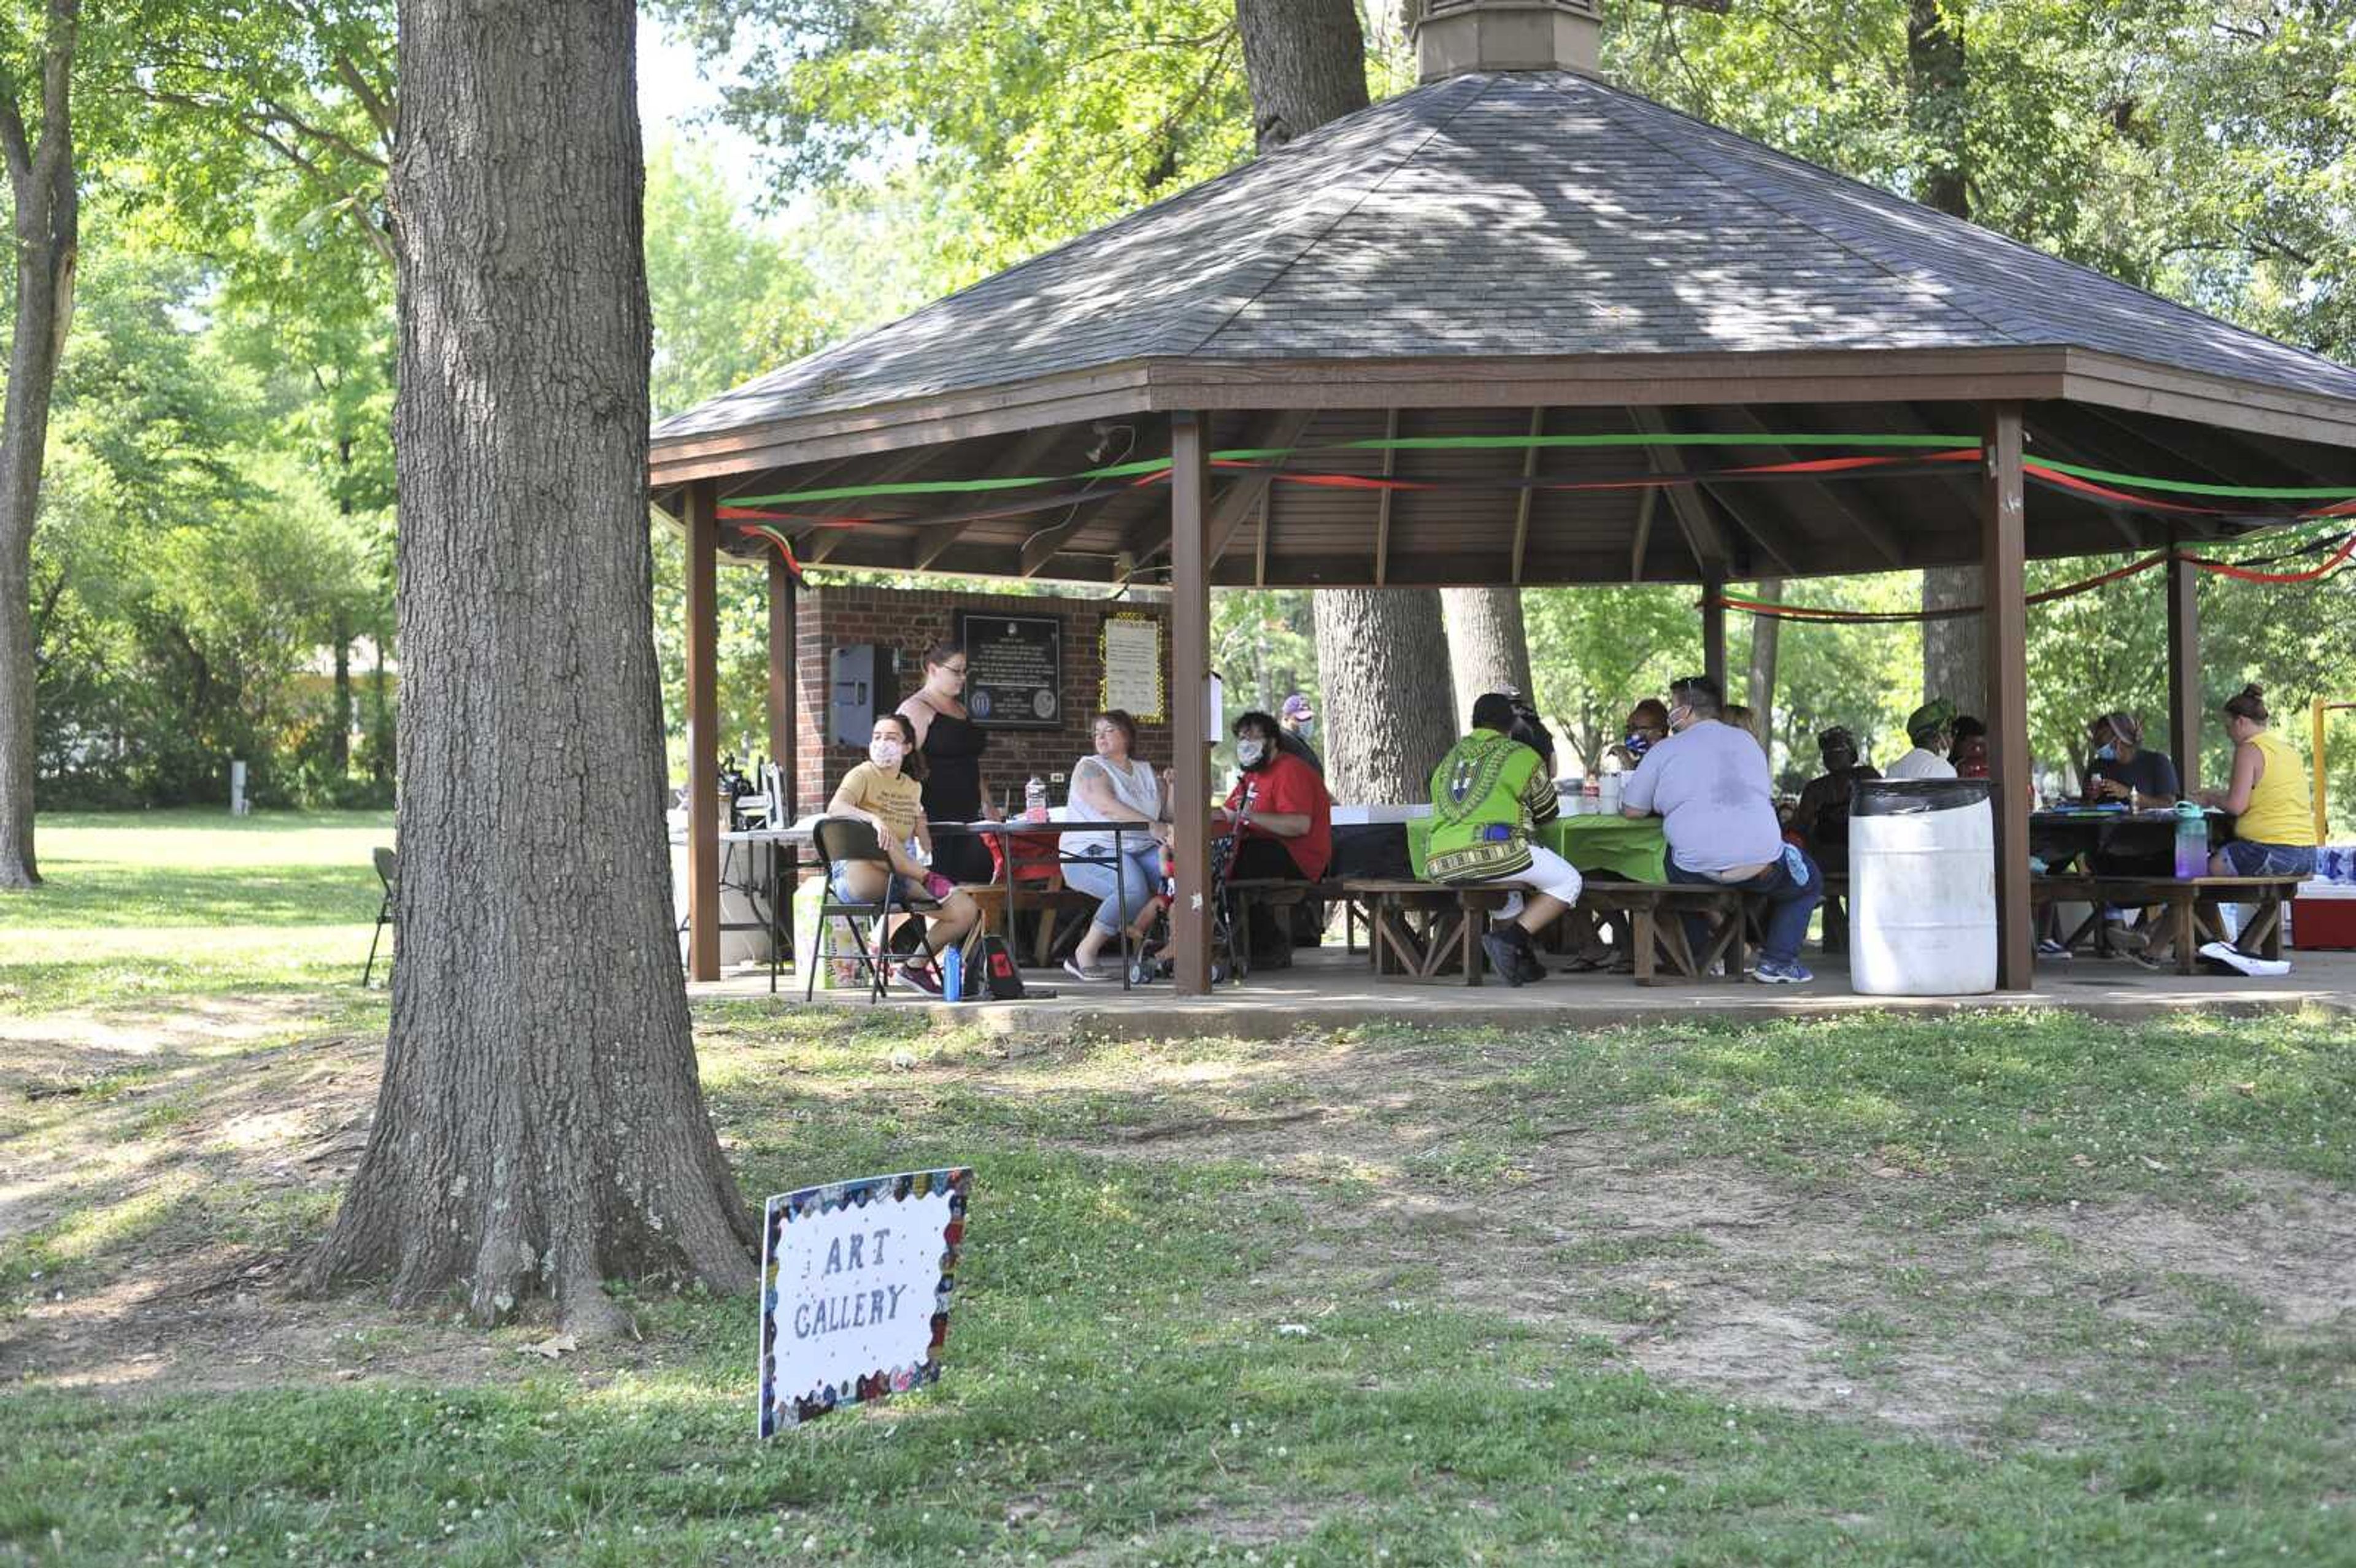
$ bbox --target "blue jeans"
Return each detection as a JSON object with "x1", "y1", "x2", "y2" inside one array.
[
  {"x1": 1667, "y1": 848, "x2": 1822, "y2": 966},
  {"x1": 1063, "y1": 842, "x2": 1166, "y2": 932},
  {"x1": 2217, "y1": 840, "x2": 2315, "y2": 878}
]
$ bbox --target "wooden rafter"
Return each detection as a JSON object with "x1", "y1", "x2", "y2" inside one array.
[
  {"x1": 1509, "y1": 406, "x2": 1544, "y2": 584},
  {"x1": 1373, "y1": 409, "x2": 1400, "y2": 586},
  {"x1": 913, "y1": 425, "x2": 1069, "y2": 571}
]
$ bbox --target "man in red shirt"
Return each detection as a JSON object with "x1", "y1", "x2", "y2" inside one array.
[{"x1": 1217, "y1": 710, "x2": 1333, "y2": 963}]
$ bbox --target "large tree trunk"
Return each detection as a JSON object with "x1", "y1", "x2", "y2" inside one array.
[
  {"x1": 1312, "y1": 589, "x2": 1460, "y2": 802},
  {"x1": 1906, "y1": 0, "x2": 1984, "y2": 712},
  {"x1": 1441, "y1": 586, "x2": 1532, "y2": 726},
  {"x1": 1746, "y1": 578, "x2": 1781, "y2": 746},
  {"x1": 0, "y1": 1, "x2": 80, "y2": 891},
  {"x1": 1239, "y1": 0, "x2": 1463, "y2": 796},
  {"x1": 1235, "y1": 0, "x2": 1369, "y2": 150},
  {"x1": 304, "y1": 0, "x2": 754, "y2": 1331}
]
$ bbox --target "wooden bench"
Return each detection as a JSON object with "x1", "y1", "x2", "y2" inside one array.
[
  {"x1": 1342, "y1": 878, "x2": 1748, "y2": 986},
  {"x1": 2037, "y1": 874, "x2": 2304, "y2": 974}
]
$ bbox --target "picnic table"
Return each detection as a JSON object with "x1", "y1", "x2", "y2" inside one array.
[{"x1": 2030, "y1": 805, "x2": 2229, "y2": 874}]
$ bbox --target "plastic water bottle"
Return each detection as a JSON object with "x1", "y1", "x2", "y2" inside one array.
[
  {"x1": 1025, "y1": 775, "x2": 1049, "y2": 823},
  {"x1": 942, "y1": 943, "x2": 964, "y2": 1003},
  {"x1": 1598, "y1": 771, "x2": 1623, "y2": 816},
  {"x1": 2173, "y1": 801, "x2": 2208, "y2": 880}
]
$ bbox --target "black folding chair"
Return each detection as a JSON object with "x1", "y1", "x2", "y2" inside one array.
[
  {"x1": 806, "y1": 818, "x2": 939, "y2": 1003},
  {"x1": 363, "y1": 847, "x2": 397, "y2": 988}
]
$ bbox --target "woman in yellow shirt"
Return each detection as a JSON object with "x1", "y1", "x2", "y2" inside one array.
[
  {"x1": 2200, "y1": 684, "x2": 2317, "y2": 880},
  {"x1": 826, "y1": 714, "x2": 981, "y2": 994}
]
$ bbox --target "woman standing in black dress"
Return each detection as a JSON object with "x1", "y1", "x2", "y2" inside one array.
[{"x1": 896, "y1": 640, "x2": 998, "y2": 885}]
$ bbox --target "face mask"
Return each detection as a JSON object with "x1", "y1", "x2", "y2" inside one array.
[
  {"x1": 1236, "y1": 739, "x2": 1267, "y2": 767},
  {"x1": 1294, "y1": 720, "x2": 1314, "y2": 740},
  {"x1": 1623, "y1": 732, "x2": 1652, "y2": 761},
  {"x1": 1667, "y1": 706, "x2": 1693, "y2": 733},
  {"x1": 2093, "y1": 743, "x2": 2117, "y2": 763},
  {"x1": 869, "y1": 738, "x2": 905, "y2": 767}
]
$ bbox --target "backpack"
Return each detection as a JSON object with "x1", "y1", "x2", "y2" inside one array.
[{"x1": 974, "y1": 934, "x2": 1025, "y2": 999}]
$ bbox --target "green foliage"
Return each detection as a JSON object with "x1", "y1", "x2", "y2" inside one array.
[{"x1": 653, "y1": 0, "x2": 1254, "y2": 272}]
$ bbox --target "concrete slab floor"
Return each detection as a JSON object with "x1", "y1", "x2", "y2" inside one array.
[{"x1": 690, "y1": 945, "x2": 2356, "y2": 1040}]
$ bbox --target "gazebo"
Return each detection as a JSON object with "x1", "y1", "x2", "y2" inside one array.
[{"x1": 652, "y1": 0, "x2": 2356, "y2": 996}]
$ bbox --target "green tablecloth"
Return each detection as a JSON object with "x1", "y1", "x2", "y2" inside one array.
[{"x1": 1406, "y1": 814, "x2": 1666, "y2": 882}]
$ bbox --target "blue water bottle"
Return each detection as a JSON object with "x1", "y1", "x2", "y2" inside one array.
[
  {"x1": 2173, "y1": 800, "x2": 2208, "y2": 880},
  {"x1": 942, "y1": 944, "x2": 965, "y2": 1003}
]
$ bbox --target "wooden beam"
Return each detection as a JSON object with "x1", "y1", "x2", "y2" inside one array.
[
  {"x1": 1374, "y1": 408, "x2": 1399, "y2": 586},
  {"x1": 1630, "y1": 486, "x2": 1657, "y2": 582},
  {"x1": 685, "y1": 481, "x2": 721, "y2": 983},
  {"x1": 913, "y1": 426, "x2": 1068, "y2": 570},
  {"x1": 1628, "y1": 407, "x2": 1736, "y2": 574},
  {"x1": 2166, "y1": 542, "x2": 2201, "y2": 794},
  {"x1": 799, "y1": 447, "x2": 937, "y2": 566},
  {"x1": 1169, "y1": 412, "x2": 1212, "y2": 997},
  {"x1": 1701, "y1": 569, "x2": 1727, "y2": 695},
  {"x1": 1117, "y1": 408, "x2": 1318, "y2": 565},
  {"x1": 1253, "y1": 488, "x2": 1270, "y2": 588},
  {"x1": 1209, "y1": 408, "x2": 1317, "y2": 566},
  {"x1": 1982, "y1": 402, "x2": 2033, "y2": 992},
  {"x1": 1711, "y1": 404, "x2": 1908, "y2": 568},
  {"x1": 1510, "y1": 407, "x2": 1544, "y2": 585},
  {"x1": 767, "y1": 556, "x2": 798, "y2": 812}
]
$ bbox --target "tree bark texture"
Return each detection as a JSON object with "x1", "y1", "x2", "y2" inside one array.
[
  {"x1": 1234, "y1": 0, "x2": 1369, "y2": 150},
  {"x1": 1311, "y1": 589, "x2": 1460, "y2": 803},
  {"x1": 0, "y1": 0, "x2": 80, "y2": 890},
  {"x1": 1906, "y1": 0, "x2": 1982, "y2": 712},
  {"x1": 304, "y1": 0, "x2": 755, "y2": 1329},
  {"x1": 1239, "y1": 0, "x2": 1467, "y2": 797},
  {"x1": 1746, "y1": 578, "x2": 1781, "y2": 746},
  {"x1": 1441, "y1": 586, "x2": 1533, "y2": 727}
]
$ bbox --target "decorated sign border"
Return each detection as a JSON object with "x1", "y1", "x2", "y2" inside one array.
[
  {"x1": 1099, "y1": 613, "x2": 1166, "y2": 721},
  {"x1": 758, "y1": 1166, "x2": 973, "y2": 1436}
]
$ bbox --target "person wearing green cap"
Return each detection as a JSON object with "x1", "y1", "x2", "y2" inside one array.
[{"x1": 1886, "y1": 700, "x2": 1959, "y2": 780}]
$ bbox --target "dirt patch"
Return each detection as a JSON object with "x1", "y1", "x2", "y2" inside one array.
[{"x1": 999, "y1": 1032, "x2": 2356, "y2": 1444}]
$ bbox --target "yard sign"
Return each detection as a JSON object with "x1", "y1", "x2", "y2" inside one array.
[{"x1": 757, "y1": 1167, "x2": 972, "y2": 1435}]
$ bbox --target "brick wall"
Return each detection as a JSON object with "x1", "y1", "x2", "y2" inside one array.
[{"x1": 785, "y1": 585, "x2": 1171, "y2": 819}]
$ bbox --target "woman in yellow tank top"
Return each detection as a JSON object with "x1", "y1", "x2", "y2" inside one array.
[{"x1": 2199, "y1": 685, "x2": 2317, "y2": 880}]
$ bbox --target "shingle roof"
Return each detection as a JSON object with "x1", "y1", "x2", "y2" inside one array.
[{"x1": 653, "y1": 71, "x2": 2356, "y2": 442}]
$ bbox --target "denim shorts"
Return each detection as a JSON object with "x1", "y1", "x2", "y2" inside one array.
[{"x1": 2216, "y1": 840, "x2": 2316, "y2": 879}]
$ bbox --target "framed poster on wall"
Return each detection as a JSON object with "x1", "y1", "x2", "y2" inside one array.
[{"x1": 955, "y1": 612, "x2": 1063, "y2": 729}]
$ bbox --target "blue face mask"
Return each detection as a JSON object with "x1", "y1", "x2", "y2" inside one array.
[
  {"x1": 1623, "y1": 732, "x2": 1653, "y2": 761},
  {"x1": 2094, "y1": 743, "x2": 2117, "y2": 763}
]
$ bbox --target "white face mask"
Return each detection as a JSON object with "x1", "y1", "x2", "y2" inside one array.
[
  {"x1": 1667, "y1": 705, "x2": 1693, "y2": 733},
  {"x1": 1236, "y1": 738, "x2": 1267, "y2": 767},
  {"x1": 869, "y1": 737, "x2": 904, "y2": 767},
  {"x1": 1294, "y1": 719, "x2": 1315, "y2": 740}
]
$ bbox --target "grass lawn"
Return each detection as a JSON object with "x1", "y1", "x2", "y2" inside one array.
[
  {"x1": 2, "y1": 812, "x2": 2353, "y2": 1565},
  {"x1": 0, "y1": 810, "x2": 393, "y2": 1013}
]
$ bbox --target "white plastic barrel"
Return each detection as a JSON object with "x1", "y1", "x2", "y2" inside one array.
[{"x1": 1849, "y1": 778, "x2": 1996, "y2": 996}]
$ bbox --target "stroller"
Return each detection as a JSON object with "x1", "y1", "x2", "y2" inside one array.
[{"x1": 1127, "y1": 786, "x2": 1252, "y2": 987}]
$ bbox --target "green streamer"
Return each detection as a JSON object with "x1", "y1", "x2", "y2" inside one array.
[{"x1": 728, "y1": 432, "x2": 1977, "y2": 508}]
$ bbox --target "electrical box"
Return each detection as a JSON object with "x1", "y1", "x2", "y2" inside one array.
[{"x1": 830, "y1": 644, "x2": 898, "y2": 747}]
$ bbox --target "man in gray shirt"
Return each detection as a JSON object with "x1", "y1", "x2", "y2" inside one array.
[{"x1": 1621, "y1": 674, "x2": 1822, "y2": 983}]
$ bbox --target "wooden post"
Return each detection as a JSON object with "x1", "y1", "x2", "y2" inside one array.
[
  {"x1": 1701, "y1": 569, "x2": 1727, "y2": 693},
  {"x1": 767, "y1": 556, "x2": 798, "y2": 813},
  {"x1": 685, "y1": 481, "x2": 721, "y2": 982},
  {"x1": 1981, "y1": 404, "x2": 2032, "y2": 991},
  {"x1": 2165, "y1": 544, "x2": 2200, "y2": 794},
  {"x1": 1170, "y1": 412, "x2": 1213, "y2": 996}
]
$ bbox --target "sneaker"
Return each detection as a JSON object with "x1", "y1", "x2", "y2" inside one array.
[
  {"x1": 1480, "y1": 932, "x2": 1528, "y2": 988},
  {"x1": 2036, "y1": 937, "x2": 2070, "y2": 958},
  {"x1": 2101, "y1": 921, "x2": 2146, "y2": 953},
  {"x1": 1514, "y1": 947, "x2": 1549, "y2": 984},
  {"x1": 1061, "y1": 956, "x2": 1108, "y2": 983},
  {"x1": 1750, "y1": 956, "x2": 1814, "y2": 985},
  {"x1": 896, "y1": 959, "x2": 943, "y2": 996}
]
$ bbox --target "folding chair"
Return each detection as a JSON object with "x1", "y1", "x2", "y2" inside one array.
[
  {"x1": 363, "y1": 847, "x2": 397, "y2": 988},
  {"x1": 806, "y1": 817, "x2": 939, "y2": 1004}
]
